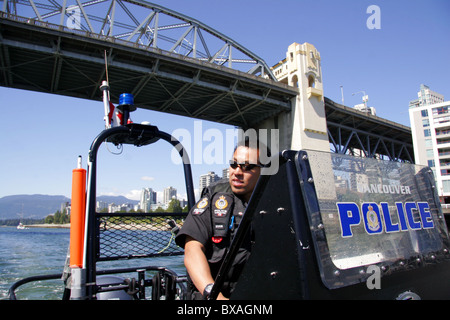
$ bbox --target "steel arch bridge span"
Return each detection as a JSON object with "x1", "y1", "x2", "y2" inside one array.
[
  {"x1": 0, "y1": 0, "x2": 296, "y2": 128},
  {"x1": 1, "y1": 0, "x2": 274, "y2": 78}
]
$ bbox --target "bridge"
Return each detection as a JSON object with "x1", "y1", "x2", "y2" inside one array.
[{"x1": 0, "y1": 0, "x2": 413, "y2": 162}]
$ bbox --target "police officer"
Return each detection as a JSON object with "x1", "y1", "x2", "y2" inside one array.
[{"x1": 175, "y1": 140, "x2": 263, "y2": 300}]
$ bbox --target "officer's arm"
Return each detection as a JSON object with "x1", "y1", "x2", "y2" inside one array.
[{"x1": 184, "y1": 236, "x2": 228, "y2": 300}]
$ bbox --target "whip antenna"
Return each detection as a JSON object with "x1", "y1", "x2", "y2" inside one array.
[{"x1": 104, "y1": 50, "x2": 110, "y2": 100}]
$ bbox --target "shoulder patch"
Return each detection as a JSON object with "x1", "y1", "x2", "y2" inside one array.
[
  {"x1": 192, "y1": 197, "x2": 208, "y2": 215},
  {"x1": 197, "y1": 197, "x2": 208, "y2": 209},
  {"x1": 215, "y1": 195, "x2": 228, "y2": 210}
]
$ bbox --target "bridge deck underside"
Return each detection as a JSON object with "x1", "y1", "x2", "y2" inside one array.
[
  {"x1": 0, "y1": 17, "x2": 413, "y2": 163},
  {"x1": 0, "y1": 17, "x2": 295, "y2": 129},
  {"x1": 325, "y1": 98, "x2": 414, "y2": 163}
]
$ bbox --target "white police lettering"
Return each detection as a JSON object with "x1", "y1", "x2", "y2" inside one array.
[
  {"x1": 337, "y1": 202, "x2": 434, "y2": 238},
  {"x1": 215, "y1": 223, "x2": 225, "y2": 230},
  {"x1": 214, "y1": 209, "x2": 227, "y2": 216},
  {"x1": 357, "y1": 183, "x2": 411, "y2": 195}
]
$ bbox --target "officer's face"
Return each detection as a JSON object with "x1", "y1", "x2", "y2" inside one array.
[{"x1": 229, "y1": 146, "x2": 261, "y2": 202}]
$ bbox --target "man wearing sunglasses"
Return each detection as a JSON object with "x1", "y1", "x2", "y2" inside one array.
[{"x1": 175, "y1": 138, "x2": 265, "y2": 300}]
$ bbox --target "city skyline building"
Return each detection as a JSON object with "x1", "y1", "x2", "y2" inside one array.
[
  {"x1": 353, "y1": 102, "x2": 376, "y2": 116},
  {"x1": 409, "y1": 84, "x2": 445, "y2": 108},
  {"x1": 140, "y1": 187, "x2": 157, "y2": 212},
  {"x1": 199, "y1": 171, "x2": 221, "y2": 193},
  {"x1": 222, "y1": 168, "x2": 229, "y2": 180},
  {"x1": 163, "y1": 186, "x2": 177, "y2": 206},
  {"x1": 409, "y1": 84, "x2": 450, "y2": 203}
]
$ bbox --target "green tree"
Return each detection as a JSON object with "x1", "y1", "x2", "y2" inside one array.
[
  {"x1": 47, "y1": 209, "x2": 70, "y2": 224},
  {"x1": 45, "y1": 215, "x2": 54, "y2": 224},
  {"x1": 166, "y1": 199, "x2": 182, "y2": 213},
  {"x1": 54, "y1": 210, "x2": 62, "y2": 224},
  {"x1": 154, "y1": 206, "x2": 165, "y2": 213}
]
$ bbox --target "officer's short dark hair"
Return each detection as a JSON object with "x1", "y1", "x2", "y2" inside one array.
[{"x1": 234, "y1": 135, "x2": 271, "y2": 162}]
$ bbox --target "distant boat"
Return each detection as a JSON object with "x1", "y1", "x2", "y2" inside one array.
[
  {"x1": 16, "y1": 204, "x2": 29, "y2": 229},
  {"x1": 17, "y1": 223, "x2": 28, "y2": 230}
]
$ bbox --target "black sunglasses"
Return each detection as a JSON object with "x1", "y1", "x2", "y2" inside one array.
[{"x1": 229, "y1": 161, "x2": 262, "y2": 171}]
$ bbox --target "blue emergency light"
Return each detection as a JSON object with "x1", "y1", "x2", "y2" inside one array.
[{"x1": 119, "y1": 93, "x2": 134, "y2": 106}]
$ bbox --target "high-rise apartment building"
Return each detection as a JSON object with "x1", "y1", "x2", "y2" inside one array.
[
  {"x1": 163, "y1": 186, "x2": 177, "y2": 205},
  {"x1": 140, "y1": 187, "x2": 157, "y2": 212},
  {"x1": 409, "y1": 84, "x2": 444, "y2": 108},
  {"x1": 409, "y1": 84, "x2": 450, "y2": 203},
  {"x1": 199, "y1": 171, "x2": 220, "y2": 192},
  {"x1": 222, "y1": 168, "x2": 229, "y2": 180}
]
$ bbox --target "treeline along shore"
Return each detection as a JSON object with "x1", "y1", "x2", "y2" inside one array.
[{"x1": 1, "y1": 199, "x2": 187, "y2": 230}]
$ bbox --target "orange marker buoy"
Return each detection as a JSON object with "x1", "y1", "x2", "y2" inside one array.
[{"x1": 70, "y1": 156, "x2": 86, "y2": 268}]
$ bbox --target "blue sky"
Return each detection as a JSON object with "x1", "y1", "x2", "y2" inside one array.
[{"x1": 0, "y1": 0, "x2": 449, "y2": 203}]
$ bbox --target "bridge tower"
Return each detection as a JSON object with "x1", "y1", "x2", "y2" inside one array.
[{"x1": 258, "y1": 42, "x2": 329, "y2": 152}]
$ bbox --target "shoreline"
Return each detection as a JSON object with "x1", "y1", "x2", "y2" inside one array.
[{"x1": 24, "y1": 223, "x2": 70, "y2": 229}]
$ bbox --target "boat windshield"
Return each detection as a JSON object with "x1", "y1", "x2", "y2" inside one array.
[{"x1": 299, "y1": 150, "x2": 450, "y2": 289}]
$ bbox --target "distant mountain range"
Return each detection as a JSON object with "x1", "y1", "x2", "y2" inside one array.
[{"x1": 0, "y1": 194, "x2": 138, "y2": 220}]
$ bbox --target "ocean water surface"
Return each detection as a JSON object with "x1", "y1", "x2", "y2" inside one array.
[{"x1": 0, "y1": 226, "x2": 185, "y2": 300}]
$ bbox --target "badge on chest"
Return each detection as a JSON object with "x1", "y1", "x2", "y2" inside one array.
[{"x1": 212, "y1": 193, "x2": 234, "y2": 241}]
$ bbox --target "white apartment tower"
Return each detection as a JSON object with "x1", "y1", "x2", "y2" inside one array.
[
  {"x1": 408, "y1": 84, "x2": 449, "y2": 202},
  {"x1": 163, "y1": 186, "x2": 177, "y2": 206},
  {"x1": 222, "y1": 168, "x2": 229, "y2": 180},
  {"x1": 199, "y1": 171, "x2": 220, "y2": 192},
  {"x1": 409, "y1": 84, "x2": 444, "y2": 108}
]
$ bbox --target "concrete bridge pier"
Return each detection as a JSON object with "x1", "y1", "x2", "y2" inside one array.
[{"x1": 256, "y1": 42, "x2": 329, "y2": 153}]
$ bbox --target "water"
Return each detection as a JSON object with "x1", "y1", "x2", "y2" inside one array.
[{"x1": 0, "y1": 226, "x2": 185, "y2": 300}]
